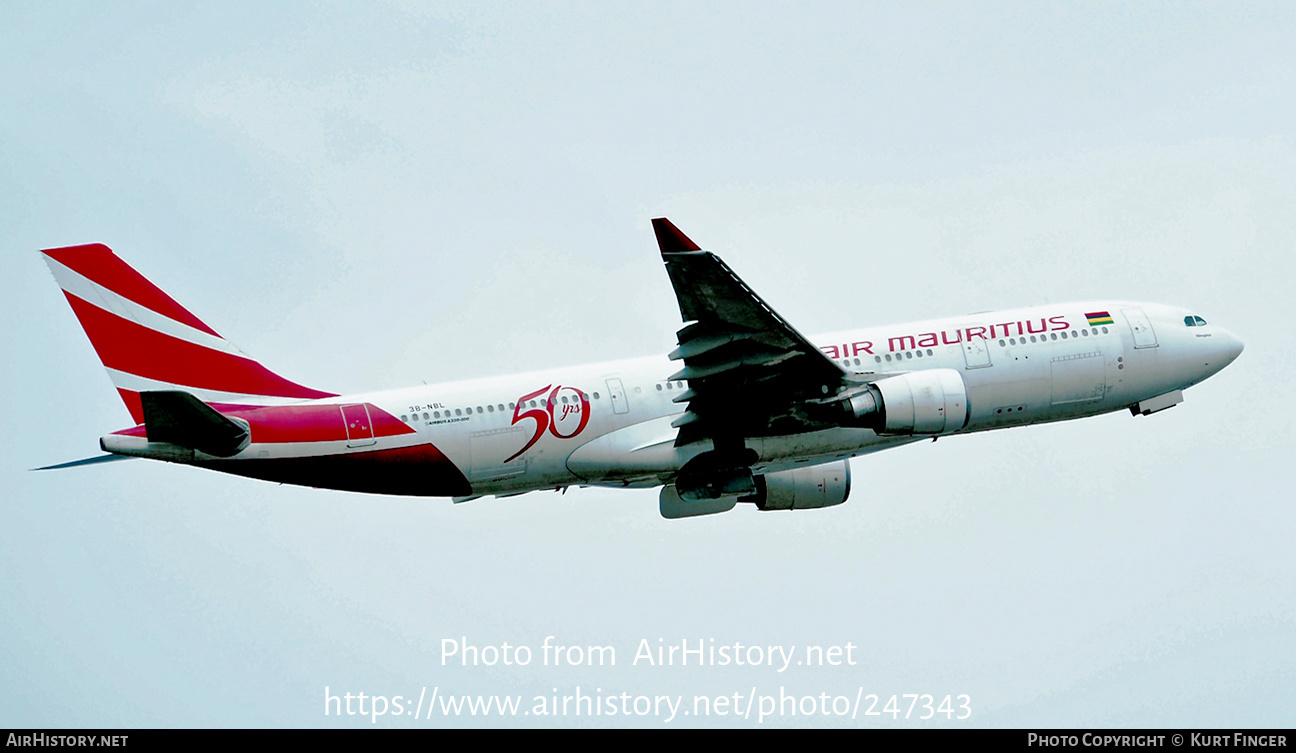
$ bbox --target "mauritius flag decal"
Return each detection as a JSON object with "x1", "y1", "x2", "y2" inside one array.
[{"x1": 1086, "y1": 311, "x2": 1115, "y2": 326}]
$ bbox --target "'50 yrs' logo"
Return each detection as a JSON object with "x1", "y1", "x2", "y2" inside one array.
[{"x1": 504, "y1": 384, "x2": 590, "y2": 463}]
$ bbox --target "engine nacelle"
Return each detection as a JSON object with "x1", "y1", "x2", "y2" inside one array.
[
  {"x1": 846, "y1": 368, "x2": 969, "y2": 435},
  {"x1": 744, "y1": 460, "x2": 851, "y2": 511}
]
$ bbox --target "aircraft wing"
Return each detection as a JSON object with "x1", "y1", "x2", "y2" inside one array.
[{"x1": 653, "y1": 218, "x2": 851, "y2": 447}]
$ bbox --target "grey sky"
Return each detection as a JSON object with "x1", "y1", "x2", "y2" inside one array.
[{"x1": 2, "y1": 2, "x2": 1293, "y2": 727}]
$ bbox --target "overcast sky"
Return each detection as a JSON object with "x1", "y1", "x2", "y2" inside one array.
[{"x1": 3, "y1": 1, "x2": 1294, "y2": 728}]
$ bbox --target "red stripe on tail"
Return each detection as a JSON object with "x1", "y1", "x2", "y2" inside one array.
[
  {"x1": 65, "y1": 292, "x2": 335, "y2": 401},
  {"x1": 44, "y1": 244, "x2": 222, "y2": 337},
  {"x1": 117, "y1": 389, "x2": 145, "y2": 424}
]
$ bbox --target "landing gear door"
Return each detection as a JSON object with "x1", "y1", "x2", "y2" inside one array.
[
  {"x1": 1122, "y1": 308, "x2": 1159, "y2": 349},
  {"x1": 606, "y1": 378, "x2": 630, "y2": 415}
]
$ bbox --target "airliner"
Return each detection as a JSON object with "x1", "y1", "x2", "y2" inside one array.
[{"x1": 39, "y1": 218, "x2": 1243, "y2": 518}]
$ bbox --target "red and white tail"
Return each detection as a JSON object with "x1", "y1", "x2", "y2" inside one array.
[{"x1": 42, "y1": 244, "x2": 335, "y2": 423}]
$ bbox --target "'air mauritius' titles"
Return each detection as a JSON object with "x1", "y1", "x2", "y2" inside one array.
[{"x1": 819, "y1": 314, "x2": 1077, "y2": 359}]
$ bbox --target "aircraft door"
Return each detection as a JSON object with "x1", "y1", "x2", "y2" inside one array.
[
  {"x1": 606, "y1": 378, "x2": 630, "y2": 414},
  {"x1": 962, "y1": 336, "x2": 993, "y2": 369},
  {"x1": 1122, "y1": 308, "x2": 1159, "y2": 349},
  {"x1": 341, "y1": 404, "x2": 377, "y2": 448}
]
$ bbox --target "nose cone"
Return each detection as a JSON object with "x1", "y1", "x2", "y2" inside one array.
[
  {"x1": 1197, "y1": 327, "x2": 1243, "y2": 383},
  {"x1": 1220, "y1": 329, "x2": 1244, "y2": 367},
  {"x1": 1182, "y1": 317, "x2": 1244, "y2": 385}
]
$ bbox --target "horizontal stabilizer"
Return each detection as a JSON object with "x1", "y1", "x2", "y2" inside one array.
[
  {"x1": 141, "y1": 391, "x2": 250, "y2": 457},
  {"x1": 33, "y1": 453, "x2": 136, "y2": 471}
]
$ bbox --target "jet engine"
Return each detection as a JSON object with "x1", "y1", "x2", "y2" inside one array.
[
  {"x1": 743, "y1": 460, "x2": 851, "y2": 511},
  {"x1": 843, "y1": 368, "x2": 969, "y2": 435},
  {"x1": 659, "y1": 460, "x2": 851, "y2": 518}
]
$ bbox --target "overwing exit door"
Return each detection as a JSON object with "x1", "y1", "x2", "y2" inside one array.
[{"x1": 606, "y1": 378, "x2": 630, "y2": 415}]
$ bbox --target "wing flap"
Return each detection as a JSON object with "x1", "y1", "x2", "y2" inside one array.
[{"x1": 652, "y1": 218, "x2": 849, "y2": 447}]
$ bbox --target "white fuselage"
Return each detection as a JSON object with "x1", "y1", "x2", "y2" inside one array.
[{"x1": 201, "y1": 300, "x2": 1235, "y2": 499}]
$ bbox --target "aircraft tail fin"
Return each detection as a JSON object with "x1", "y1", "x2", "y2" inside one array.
[{"x1": 42, "y1": 244, "x2": 335, "y2": 423}]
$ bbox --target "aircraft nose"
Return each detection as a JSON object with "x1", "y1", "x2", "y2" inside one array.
[
  {"x1": 1227, "y1": 332, "x2": 1244, "y2": 363},
  {"x1": 1217, "y1": 328, "x2": 1244, "y2": 367}
]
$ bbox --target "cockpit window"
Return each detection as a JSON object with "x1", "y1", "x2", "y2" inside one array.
[
  {"x1": 1184, "y1": 316, "x2": 1196, "y2": 327},
  {"x1": 1194, "y1": 316, "x2": 1207, "y2": 326}
]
